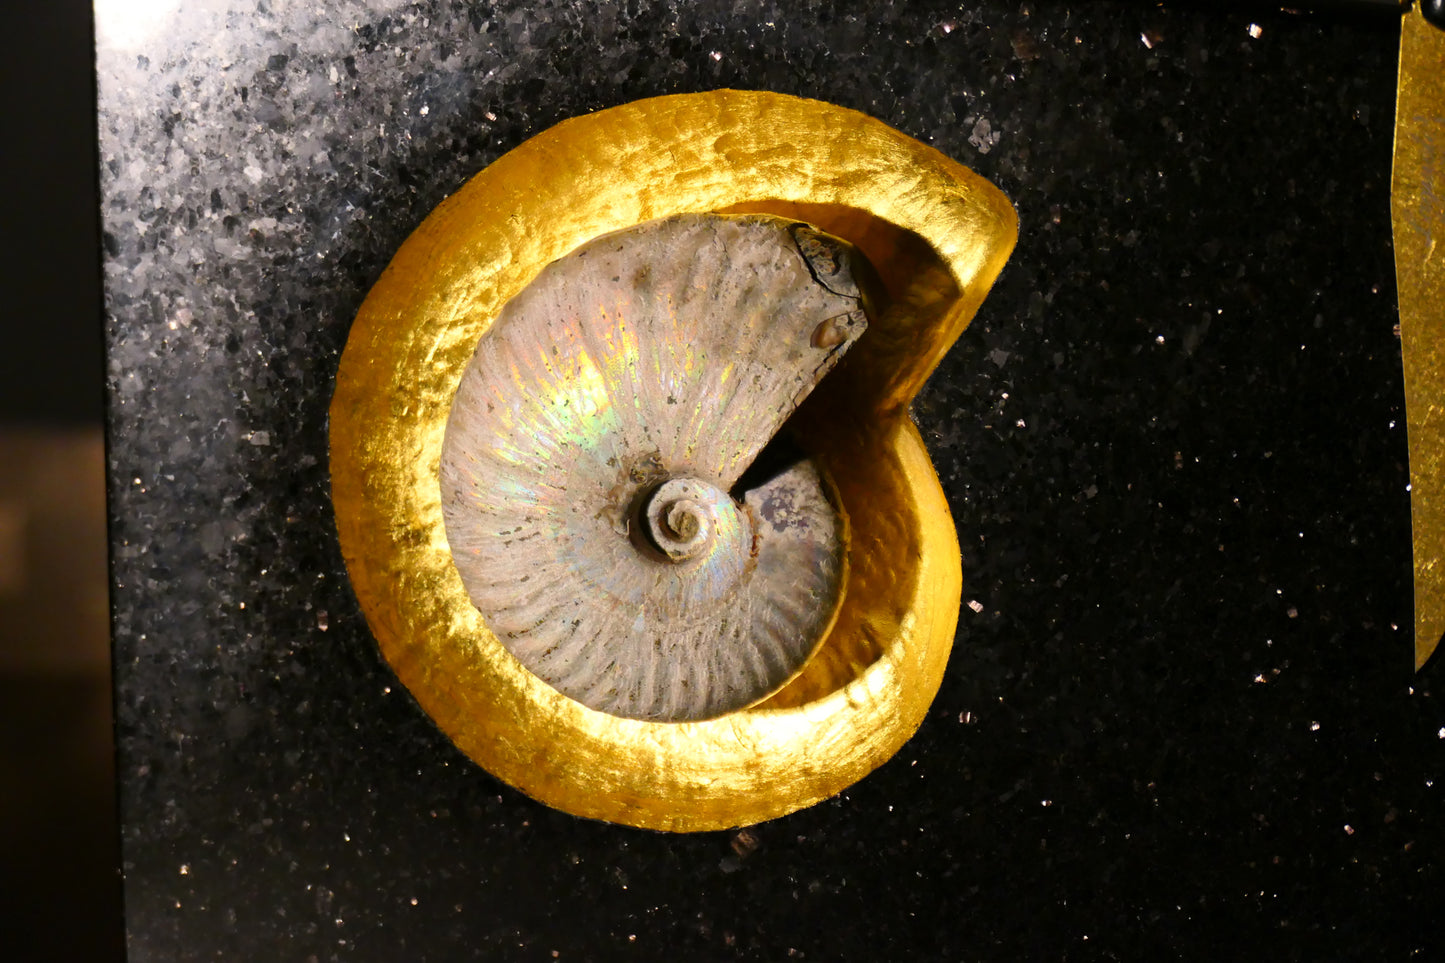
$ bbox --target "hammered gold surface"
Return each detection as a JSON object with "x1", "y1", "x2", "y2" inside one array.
[
  {"x1": 330, "y1": 90, "x2": 1017, "y2": 830},
  {"x1": 1393, "y1": 9, "x2": 1445, "y2": 670}
]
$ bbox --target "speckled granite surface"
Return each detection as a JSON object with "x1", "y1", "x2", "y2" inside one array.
[{"x1": 99, "y1": 2, "x2": 1443, "y2": 958}]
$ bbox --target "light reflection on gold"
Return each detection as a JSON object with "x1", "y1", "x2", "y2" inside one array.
[
  {"x1": 1394, "y1": 7, "x2": 1445, "y2": 670},
  {"x1": 330, "y1": 91, "x2": 1017, "y2": 829}
]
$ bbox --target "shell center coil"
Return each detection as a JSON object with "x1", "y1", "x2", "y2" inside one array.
[{"x1": 640, "y1": 477, "x2": 725, "y2": 563}]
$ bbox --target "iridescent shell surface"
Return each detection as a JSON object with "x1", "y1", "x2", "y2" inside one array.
[{"x1": 439, "y1": 214, "x2": 870, "y2": 721}]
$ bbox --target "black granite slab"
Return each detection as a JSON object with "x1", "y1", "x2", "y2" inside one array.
[{"x1": 99, "y1": 1, "x2": 1444, "y2": 958}]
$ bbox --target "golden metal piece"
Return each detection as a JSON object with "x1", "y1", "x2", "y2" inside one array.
[
  {"x1": 330, "y1": 90, "x2": 1017, "y2": 830},
  {"x1": 1393, "y1": 7, "x2": 1445, "y2": 670}
]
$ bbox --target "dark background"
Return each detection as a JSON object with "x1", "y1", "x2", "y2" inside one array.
[
  {"x1": 8, "y1": 0, "x2": 1444, "y2": 960},
  {"x1": 1, "y1": 3, "x2": 120, "y2": 962}
]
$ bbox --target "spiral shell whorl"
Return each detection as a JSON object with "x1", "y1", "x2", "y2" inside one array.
[{"x1": 440, "y1": 214, "x2": 867, "y2": 722}]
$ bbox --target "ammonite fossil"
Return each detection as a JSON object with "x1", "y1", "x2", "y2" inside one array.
[
  {"x1": 439, "y1": 214, "x2": 870, "y2": 721},
  {"x1": 330, "y1": 90, "x2": 1018, "y2": 831}
]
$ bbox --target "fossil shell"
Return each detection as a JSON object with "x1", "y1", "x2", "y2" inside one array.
[{"x1": 439, "y1": 213, "x2": 870, "y2": 721}]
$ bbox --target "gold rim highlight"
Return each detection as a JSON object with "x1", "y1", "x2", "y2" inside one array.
[{"x1": 329, "y1": 90, "x2": 1018, "y2": 831}]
